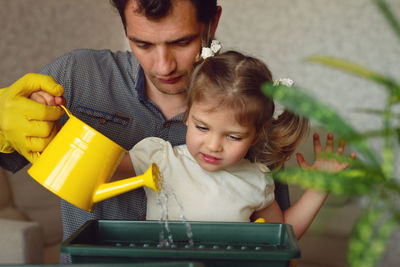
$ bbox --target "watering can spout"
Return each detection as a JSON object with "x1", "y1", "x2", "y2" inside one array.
[{"x1": 92, "y1": 163, "x2": 161, "y2": 206}]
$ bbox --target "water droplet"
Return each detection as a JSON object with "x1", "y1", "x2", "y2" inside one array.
[
  {"x1": 129, "y1": 243, "x2": 135, "y2": 247},
  {"x1": 241, "y1": 246, "x2": 247, "y2": 250},
  {"x1": 143, "y1": 243, "x2": 150, "y2": 248},
  {"x1": 255, "y1": 246, "x2": 262, "y2": 251},
  {"x1": 198, "y1": 245, "x2": 205, "y2": 249},
  {"x1": 115, "y1": 243, "x2": 122, "y2": 247},
  {"x1": 226, "y1": 245, "x2": 233, "y2": 250},
  {"x1": 212, "y1": 245, "x2": 220, "y2": 249}
]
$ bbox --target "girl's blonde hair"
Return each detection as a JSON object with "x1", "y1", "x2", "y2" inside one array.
[{"x1": 186, "y1": 51, "x2": 309, "y2": 169}]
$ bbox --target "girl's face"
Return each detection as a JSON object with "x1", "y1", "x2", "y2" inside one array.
[{"x1": 186, "y1": 101, "x2": 258, "y2": 172}]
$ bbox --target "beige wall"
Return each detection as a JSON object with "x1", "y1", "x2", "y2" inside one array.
[
  {"x1": 218, "y1": 0, "x2": 400, "y2": 135},
  {"x1": 0, "y1": 0, "x2": 127, "y2": 86}
]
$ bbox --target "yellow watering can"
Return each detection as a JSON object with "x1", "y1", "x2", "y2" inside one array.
[{"x1": 27, "y1": 106, "x2": 161, "y2": 212}]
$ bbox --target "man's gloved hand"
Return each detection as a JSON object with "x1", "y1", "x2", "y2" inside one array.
[{"x1": 0, "y1": 73, "x2": 65, "y2": 163}]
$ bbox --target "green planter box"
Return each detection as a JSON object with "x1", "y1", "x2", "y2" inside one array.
[{"x1": 61, "y1": 220, "x2": 300, "y2": 267}]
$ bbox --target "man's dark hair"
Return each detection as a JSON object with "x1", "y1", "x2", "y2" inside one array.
[{"x1": 110, "y1": 0, "x2": 218, "y2": 32}]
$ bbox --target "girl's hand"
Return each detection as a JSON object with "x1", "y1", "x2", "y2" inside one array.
[
  {"x1": 30, "y1": 90, "x2": 65, "y2": 106},
  {"x1": 296, "y1": 133, "x2": 356, "y2": 172}
]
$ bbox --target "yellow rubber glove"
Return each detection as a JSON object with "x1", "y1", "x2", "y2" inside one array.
[{"x1": 0, "y1": 73, "x2": 65, "y2": 163}]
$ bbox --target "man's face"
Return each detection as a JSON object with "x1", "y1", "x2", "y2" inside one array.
[{"x1": 125, "y1": 0, "x2": 205, "y2": 96}]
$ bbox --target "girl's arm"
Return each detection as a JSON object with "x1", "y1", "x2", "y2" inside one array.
[
  {"x1": 283, "y1": 189, "x2": 328, "y2": 239},
  {"x1": 252, "y1": 189, "x2": 328, "y2": 240},
  {"x1": 253, "y1": 133, "x2": 355, "y2": 240},
  {"x1": 110, "y1": 153, "x2": 136, "y2": 181},
  {"x1": 251, "y1": 200, "x2": 283, "y2": 223}
]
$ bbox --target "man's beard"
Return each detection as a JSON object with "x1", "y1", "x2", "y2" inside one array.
[{"x1": 149, "y1": 75, "x2": 188, "y2": 96}]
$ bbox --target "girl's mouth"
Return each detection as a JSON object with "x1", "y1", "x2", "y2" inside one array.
[{"x1": 201, "y1": 153, "x2": 221, "y2": 164}]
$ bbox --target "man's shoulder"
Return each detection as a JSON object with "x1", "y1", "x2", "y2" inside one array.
[
  {"x1": 41, "y1": 48, "x2": 141, "y2": 83},
  {"x1": 42, "y1": 49, "x2": 138, "y2": 72},
  {"x1": 67, "y1": 49, "x2": 137, "y2": 65}
]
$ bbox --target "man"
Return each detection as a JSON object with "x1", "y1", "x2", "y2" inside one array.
[{"x1": 0, "y1": 0, "x2": 289, "y2": 262}]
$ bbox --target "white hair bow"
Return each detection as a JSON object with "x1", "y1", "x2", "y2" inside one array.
[
  {"x1": 200, "y1": 40, "x2": 222, "y2": 59},
  {"x1": 272, "y1": 78, "x2": 294, "y2": 119}
]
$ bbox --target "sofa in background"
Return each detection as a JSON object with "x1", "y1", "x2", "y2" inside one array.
[{"x1": 0, "y1": 165, "x2": 62, "y2": 264}]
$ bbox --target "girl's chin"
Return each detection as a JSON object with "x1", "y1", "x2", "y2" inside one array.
[{"x1": 197, "y1": 162, "x2": 224, "y2": 172}]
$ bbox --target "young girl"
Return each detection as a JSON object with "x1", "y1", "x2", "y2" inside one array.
[
  {"x1": 128, "y1": 50, "x2": 352, "y2": 239},
  {"x1": 30, "y1": 51, "x2": 352, "y2": 240}
]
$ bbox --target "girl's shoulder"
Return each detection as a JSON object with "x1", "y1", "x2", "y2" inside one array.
[
  {"x1": 130, "y1": 137, "x2": 173, "y2": 173},
  {"x1": 227, "y1": 160, "x2": 271, "y2": 179},
  {"x1": 136, "y1": 137, "x2": 171, "y2": 147},
  {"x1": 233, "y1": 160, "x2": 271, "y2": 173}
]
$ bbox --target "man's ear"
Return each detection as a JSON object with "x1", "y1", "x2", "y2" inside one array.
[
  {"x1": 209, "y1": 6, "x2": 222, "y2": 39},
  {"x1": 251, "y1": 122, "x2": 269, "y2": 146}
]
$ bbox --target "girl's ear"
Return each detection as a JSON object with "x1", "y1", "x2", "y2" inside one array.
[{"x1": 251, "y1": 122, "x2": 269, "y2": 145}]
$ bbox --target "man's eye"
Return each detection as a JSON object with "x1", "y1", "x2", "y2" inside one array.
[
  {"x1": 175, "y1": 40, "x2": 190, "y2": 46},
  {"x1": 135, "y1": 42, "x2": 151, "y2": 49},
  {"x1": 195, "y1": 125, "x2": 208, "y2": 132}
]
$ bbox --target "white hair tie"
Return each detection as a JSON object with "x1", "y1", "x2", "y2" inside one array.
[
  {"x1": 200, "y1": 40, "x2": 222, "y2": 59},
  {"x1": 272, "y1": 78, "x2": 294, "y2": 119}
]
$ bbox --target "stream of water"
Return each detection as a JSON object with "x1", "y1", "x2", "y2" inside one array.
[{"x1": 156, "y1": 177, "x2": 194, "y2": 248}]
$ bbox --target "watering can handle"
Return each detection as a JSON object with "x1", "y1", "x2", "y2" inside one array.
[
  {"x1": 36, "y1": 105, "x2": 72, "y2": 158},
  {"x1": 60, "y1": 105, "x2": 72, "y2": 117}
]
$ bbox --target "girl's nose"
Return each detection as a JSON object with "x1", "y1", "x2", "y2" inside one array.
[
  {"x1": 154, "y1": 46, "x2": 177, "y2": 76},
  {"x1": 206, "y1": 135, "x2": 223, "y2": 152}
]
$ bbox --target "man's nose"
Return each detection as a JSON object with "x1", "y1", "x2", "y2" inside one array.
[{"x1": 154, "y1": 46, "x2": 177, "y2": 76}]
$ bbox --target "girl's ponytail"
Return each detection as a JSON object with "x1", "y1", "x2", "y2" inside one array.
[{"x1": 249, "y1": 110, "x2": 309, "y2": 170}]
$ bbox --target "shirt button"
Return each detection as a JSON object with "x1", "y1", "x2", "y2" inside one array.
[{"x1": 163, "y1": 122, "x2": 171, "y2": 128}]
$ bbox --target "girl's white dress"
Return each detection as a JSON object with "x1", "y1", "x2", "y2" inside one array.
[{"x1": 129, "y1": 137, "x2": 275, "y2": 222}]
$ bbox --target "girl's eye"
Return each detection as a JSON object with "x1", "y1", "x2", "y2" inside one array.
[
  {"x1": 195, "y1": 125, "x2": 208, "y2": 132},
  {"x1": 228, "y1": 135, "x2": 242, "y2": 141}
]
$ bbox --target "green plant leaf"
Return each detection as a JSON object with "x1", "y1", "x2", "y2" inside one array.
[
  {"x1": 306, "y1": 56, "x2": 400, "y2": 103},
  {"x1": 382, "y1": 106, "x2": 394, "y2": 179},
  {"x1": 397, "y1": 128, "x2": 400, "y2": 143},
  {"x1": 272, "y1": 168, "x2": 381, "y2": 195},
  {"x1": 354, "y1": 108, "x2": 400, "y2": 118},
  {"x1": 261, "y1": 83, "x2": 380, "y2": 167},
  {"x1": 343, "y1": 129, "x2": 399, "y2": 142},
  {"x1": 348, "y1": 209, "x2": 396, "y2": 267},
  {"x1": 373, "y1": 0, "x2": 400, "y2": 43}
]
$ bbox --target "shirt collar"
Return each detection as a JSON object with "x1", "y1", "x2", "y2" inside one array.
[
  {"x1": 136, "y1": 66, "x2": 147, "y2": 102},
  {"x1": 135, "y1": 66, "x2": 185, "y2": 122}
]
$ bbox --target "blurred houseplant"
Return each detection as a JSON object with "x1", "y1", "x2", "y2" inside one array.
[{"x1": 262, "y1": 0, "x2": 400, "y2": 266}]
